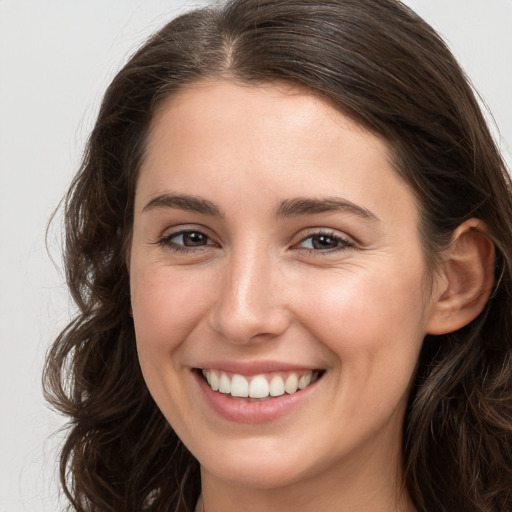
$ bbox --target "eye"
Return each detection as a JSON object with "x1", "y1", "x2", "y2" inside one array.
[
  {"x1": 171, "y1": 231, "x2": 209, "y2": 247},
  {"x1": 297, "y1": 232, "x2": 353, "y2": 252},
  {"x1": 157, "y1": 229, "x2": 215, "y2": 251}
]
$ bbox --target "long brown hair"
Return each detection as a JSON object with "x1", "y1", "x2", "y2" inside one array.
[{"x1": 44, "y1": 1, "x2": 512, "y2": 510}]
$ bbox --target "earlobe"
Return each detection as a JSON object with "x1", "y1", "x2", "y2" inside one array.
[{"x1": 426, "y1": 219, "x2": 495, "y2": 335}]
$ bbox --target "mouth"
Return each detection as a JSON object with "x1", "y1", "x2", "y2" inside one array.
[{"x1": 197, "y1": 368, "x2": 325, "y2": 401}]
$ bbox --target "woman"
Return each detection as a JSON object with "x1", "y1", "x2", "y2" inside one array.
[{"x1": 44, "y1": 0, "x2": 512, "y2": 510}]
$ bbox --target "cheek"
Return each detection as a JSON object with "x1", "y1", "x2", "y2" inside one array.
[
  {"x1": 130, "y1": 263, "x2": 214, "y2": 359},
  {"x1": 129, "y1": 263, "x2": 217, "y2": 431},
  {"x1": 298, "y1": 258, "x2": 428, "y2": 390}
]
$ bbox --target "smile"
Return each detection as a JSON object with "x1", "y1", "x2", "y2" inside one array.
[{"x1": 200, "y1": 369, "x2": 323, "y2": 400}]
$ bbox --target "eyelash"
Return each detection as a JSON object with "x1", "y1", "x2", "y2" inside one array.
[
  {"x1": 156, "y1": 228, "x2": 353, "y2": 255},
  {"x1": 295, "y1": 230, "x2": 354, "y2": 253},
  {"x1": 156, "y1": 229, "x2": 216, "y2": 253}
]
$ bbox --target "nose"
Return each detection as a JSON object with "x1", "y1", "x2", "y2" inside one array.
[{"x1": 207, "y1": 247, "x2": 290, "y2": 344}]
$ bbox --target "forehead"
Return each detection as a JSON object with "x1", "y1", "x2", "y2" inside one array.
[
  {"x1": 136, "y1": 80, "x2": 417, "y2": 227},
  {"x1": 143, "y1": 79, "x2": 385, "y2": 163}
]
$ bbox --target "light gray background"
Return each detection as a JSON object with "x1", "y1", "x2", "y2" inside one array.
[{"x1": 0, "y1": 1, "x2": 511, "y2": 510}]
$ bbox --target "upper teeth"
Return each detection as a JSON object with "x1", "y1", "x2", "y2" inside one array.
[{"x1": 201, "y1": 369, "x2": 318, "y2": 399}]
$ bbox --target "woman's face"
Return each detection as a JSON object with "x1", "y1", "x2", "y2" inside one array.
[{"x1": 130, "y1": 81, "x2": 439, "y2": 492}]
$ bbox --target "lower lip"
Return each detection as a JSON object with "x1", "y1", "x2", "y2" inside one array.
[{"x1": 194, "y1": 371, "x2": 322, "y2": 424}]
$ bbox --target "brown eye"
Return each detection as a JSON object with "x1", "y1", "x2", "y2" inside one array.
[
  {"x1": 311, "y1": 234, "x2": 339, "y2": 250},
  {"x1": 298, "y1": 232, "x2": 352, "y2": 251},
  {"x1": 157, "y1": 230, "x2": 214, "y2": 251},
  {"x1": 171, "y1": 231, "x2": 209, "y2": 247}
]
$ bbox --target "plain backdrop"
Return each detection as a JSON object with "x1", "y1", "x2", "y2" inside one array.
[{"x1": 0, "y1": 1, "x2": 511, "y2": 510}]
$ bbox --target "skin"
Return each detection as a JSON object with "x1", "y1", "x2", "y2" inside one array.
[{"x1": 129, "y1": 80, "x2": 487, "y2": 512}]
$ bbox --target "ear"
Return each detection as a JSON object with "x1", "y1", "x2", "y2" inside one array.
[{"x1": 426, "y1": 219, "x2": 495, "y2": 335}]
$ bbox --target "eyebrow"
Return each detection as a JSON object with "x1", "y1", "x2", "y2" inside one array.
[
  {"x1": 275, "y1": 197, "x2": 379, "y2": 221},
  {"x1": 142, "y1": 193, "x2": 378, "y2": 222},
  {"x1": 142, "y1": 194, "x2": 223, "y2": 216}
]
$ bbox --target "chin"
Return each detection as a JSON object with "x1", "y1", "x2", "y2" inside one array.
[
  {"x1": 195, "y1": 440, "x2": 307, "y2": 490},
  {"x1": 203, "y1": 458, "x2": 307, "y2": 490},
  {"x1": 194, "y1": 435, "x2": 334, "y2": 491}
]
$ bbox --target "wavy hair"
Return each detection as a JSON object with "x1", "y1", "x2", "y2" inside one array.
[{"x1": 44, "y1": 0, "x2": 512, "y2": 510}]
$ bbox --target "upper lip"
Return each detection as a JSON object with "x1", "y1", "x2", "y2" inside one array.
[{"x1": 195, "y1": 360, "x2": 322, "y2": 376}]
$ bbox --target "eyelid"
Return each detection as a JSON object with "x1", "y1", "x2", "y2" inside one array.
[
  {"x1": 153, "y1": 225, "x2": 219, "y2": 251},
  {"x1": 292, "y1": 228, "x2": 355, "y2": 253},
  {"x1": 152, "y1": 225, "x2": 356, "y2": 254}
]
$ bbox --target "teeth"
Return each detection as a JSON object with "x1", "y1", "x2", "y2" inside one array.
[
  {"x1": 298, "y1": 371, "x2": 312, "y2": 389},
  {"x1": 201, "y1": 369, "x2": 319, "y2": 399},
  {"x1": 219, "y1": 373, "x2": 231, "y2": 394},
  {"x1": 231, "y1": 374, "x2": 249, "y2": 397},
  {"x1": 249, "y1": 376, "x2": 269, "y2": 398},
  {"x1": 284, "y1": 373, "x2": 298, "y2": 394},
  {"x1": 269, "y1": 375, "x2": 285, "y2": 397},
  {"x1": 210, "y1": 370, "x2": 220, "y2": 391}
]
